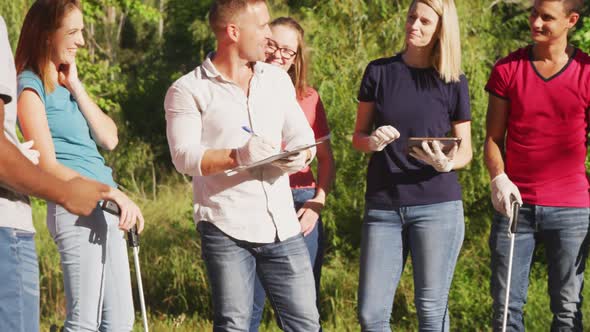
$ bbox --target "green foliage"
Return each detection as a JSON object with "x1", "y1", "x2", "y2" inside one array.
[
  {"x1": 5, "y1": 0, "x2": 590, "y2": 330},
  {"x1": 573, "y1": 18, "x2": 590, "y2": 50},
  {"x1": 0, "y1": 0, "x2": 32, "y2": 48}
]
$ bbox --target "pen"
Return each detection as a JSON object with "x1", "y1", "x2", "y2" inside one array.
[{"x1": 242, "y1": 126, "x2": 253, "y2": 134}]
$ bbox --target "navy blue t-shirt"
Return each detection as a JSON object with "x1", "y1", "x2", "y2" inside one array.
[{"x1": 358, "y1": 55, "x2": 471, "y2": 209}]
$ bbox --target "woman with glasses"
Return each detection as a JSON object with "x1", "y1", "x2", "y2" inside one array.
[
  {"x1": 249, "y1": 17, "x2": 336, "y2": 332},
  {"x1": 352, "y1": 0, "x2": 472, "y2": 331}
]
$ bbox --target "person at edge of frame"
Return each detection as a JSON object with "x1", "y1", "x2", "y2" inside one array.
[
  {"x1": 15, "y1": 1, "x2": 145, "y2": 331},
  {"x1": 0, "y1": 13, "x2": 113, "y2": 332},
  {"x1": 484, "y1": 0, "x2": 590, "y2": 331}
]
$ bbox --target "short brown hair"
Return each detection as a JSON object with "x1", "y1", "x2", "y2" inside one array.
[
  {"x1": 208, "y1": 0, "x2": 266, "y2": 34},
  {"x1": 15, "y1": 0, "x2": 81, "y2": 93},
  {"x1": 541, "y1": 0, "x2": 584, "y2": 14}
]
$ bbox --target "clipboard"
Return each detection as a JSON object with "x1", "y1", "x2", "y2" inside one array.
[{"x1": 224, "y1": 136, "x2": 329, "y2": 176}]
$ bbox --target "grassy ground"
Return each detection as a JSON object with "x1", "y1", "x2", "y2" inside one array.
[{"x1": 36, "y1": 184, "x2": 590, "y2": 331}]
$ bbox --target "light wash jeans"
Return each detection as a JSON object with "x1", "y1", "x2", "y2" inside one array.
[
  {"x1": 198, "y1": 221, "x2": 320, "y2": 332},
  {"x1": 0, "y1": 227, "x2": 39, "y2": 332},
  {"x1": 47, "y1": 202, "x2": 134, "y2": 332},
  {"x1": 358, "y1": 200, "x2": 464, "y2": 332},
  {"x1": 250, "y1": 188, "x2": 325, "y2": 332},
  {"x1": 489, "y1": 205, "x2": 590, "y2": 332}
]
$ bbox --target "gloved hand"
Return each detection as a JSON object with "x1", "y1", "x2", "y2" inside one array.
[
  {"x1": 271, "y1": 150, "x2": 310, "y2": 174},
  {"x1": 410, "y1": 140, "x2": 457, "y2": 172},
  {"x1": 367, "y1": 125, "x2": 400, "y2": 151},
  {"x1": 235, "y1": 135, "x2": 277, "y2": 166},
  {"x1": 490, "y1": 173, "x2": 523, "y2": 217},
  {"x1": 19, "y1": 140, "x2": 40, "y2": 165}
]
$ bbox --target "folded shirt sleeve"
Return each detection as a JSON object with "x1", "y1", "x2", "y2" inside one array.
[
  {"x1": 485, "y1": 59, "x2": 512, "y2": 100},
  {"x1": 17, "y1": 71, "x2": 46, "y2": 105},
  {"x1": 311, "y1": 90, "x2": 331, "y2": 140},
  {"x1": 164, "y1": 82, "x2": 206, "y2": 177},
  {"x1": 279, "y1": 72, "x2": 316, "y2": 160}
]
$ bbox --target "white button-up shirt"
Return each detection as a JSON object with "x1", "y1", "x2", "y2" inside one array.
[
  {"x1": 164, "y1": 55, "x2": 316, "y2": 243},
  {"x1": 0, "y1": 16, "x2": 33, "y2": 233}
]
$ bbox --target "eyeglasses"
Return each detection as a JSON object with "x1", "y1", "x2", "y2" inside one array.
[{"x1": 266, "y1": 39, "x2": 297, "y2": 60}]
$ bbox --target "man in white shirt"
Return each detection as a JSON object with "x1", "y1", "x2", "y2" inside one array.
[
  {"x1": 164, "y1": 0, "x2": 320, "y2": 330},
  {"x1": 0, "y1": 16, "x2": 111, "y2": 332}
]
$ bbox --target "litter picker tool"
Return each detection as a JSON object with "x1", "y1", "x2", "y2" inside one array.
[
  {"x1": 501, "y1": 198, "x2": 521, "y2": 332},
  {"x1": 102, "y1": 201, "x2": 149, "y2": 332}
]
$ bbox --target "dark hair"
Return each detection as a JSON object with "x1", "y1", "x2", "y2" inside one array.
[
  {"x1": 15, "y1": 0, "x2": 81, "y2": 93},
  {"x1": 270, "y1": 17, "x2": 309, "y2": 99},
  {"x1": 208, "y1": 0, "x2": 266, "y2": 34},
  {"x1": 562, "y1": 0, "x2": 584, "y2": 14},
  {"x1": 541, "y1": 0, "x2": 584, "y2": 14}
]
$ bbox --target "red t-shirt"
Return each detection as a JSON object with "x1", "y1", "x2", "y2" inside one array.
[
  {"x1": 486, "y1": 46, "x2": 590, "y2": 207},
  {"x1": 289, "y1": 87, "x2": 331, "y2": 189}
]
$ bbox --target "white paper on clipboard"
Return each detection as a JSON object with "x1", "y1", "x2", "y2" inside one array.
[{"x1": 224, "y1": 136, "x2": 329, "y2": 176}]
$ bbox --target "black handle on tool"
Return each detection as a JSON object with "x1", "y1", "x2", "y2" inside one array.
[
  {"x1": 101, "y1": 201, "x2": 140, "y2": 248},
  {"x1": 509, "y1": 197, "x2": 521, "y2": 234}
]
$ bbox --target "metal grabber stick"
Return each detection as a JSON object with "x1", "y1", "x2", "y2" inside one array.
[
  {"x1": 102, "y1": 201, "x2": 149, "y2": 332},
  {"x1": 501, "y1": 199, "x2": 521, "y2": 332}
]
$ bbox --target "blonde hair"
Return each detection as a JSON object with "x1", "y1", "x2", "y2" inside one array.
[
  {"x1": 407, "y1": 0, "x2": 462, "y2": 83},
  {"x1": 270, "y1": 17, "x2": 309, "y2": 99}
]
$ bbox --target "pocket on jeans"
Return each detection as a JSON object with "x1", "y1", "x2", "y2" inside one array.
[
  {"x1": 364, "y1": 208, "x2": 394, "y2": 224},
  {"x1": 48, "y1": 206, "x2": 78, "y2": 241},
  {"x1": 491, "y1": 211, "x2": 510, "y2": 232},
  {"x1": 14, "y1": 230, "x2": 34, "y2": 240},
  {"x1": 197, "y1": 221, "x2": 217, "y2": 236},
  {"x1": 198, "y1": 222, "x2": 230, "y2": 243},
  {"x1": 46, "y1": 205, "x2": 58, "y2": 239}
]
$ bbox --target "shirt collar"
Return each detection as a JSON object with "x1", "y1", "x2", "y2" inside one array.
[
  {"x1": 201, "y1": 52, "x2": 222, "y2": 78},
  {"x1": 201, "y1": 52, "x2": 266, "y2": 80}
]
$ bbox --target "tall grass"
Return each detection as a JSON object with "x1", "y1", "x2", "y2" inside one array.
[{"x1": 36, "y1": 183, "x2": 590, "y2": 331}]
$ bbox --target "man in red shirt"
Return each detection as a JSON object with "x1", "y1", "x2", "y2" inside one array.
[{"x1": 484, "y1": 0, "x2": 589, "y2": 330}]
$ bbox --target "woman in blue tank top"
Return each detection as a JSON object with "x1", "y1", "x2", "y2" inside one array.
[
  {"x1": 15, "y1": 1, "x2": 143, "y2": 330},
  {"x1": 352, "y1": 1, "x2": 472, "y2": 331}
]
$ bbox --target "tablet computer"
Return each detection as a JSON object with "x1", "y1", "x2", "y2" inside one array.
[
  {"x1": 407, "y1": 137, "x2": 461, "y2": 154},
  {"x1": 224, "y1": 136, "x2": 329, "y2": 176}
]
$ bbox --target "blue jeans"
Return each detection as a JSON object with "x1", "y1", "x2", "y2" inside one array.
[
  {"x1": 250, "y1": 188, "x2": 325, "y2": 331},
  {"x1": 47, "y1": 203, "x2": 135, "y2": 332},
  {"x1": 358, "y1": 200, "x2": 464, "y2": 332},
  {"x1": 0, "y1": 227, "x2": 39, "y2": 332},
  {"x1": 198, "y1": 221, "x2": 320, "y2": 332},
  {"x1": 489, "y1": 205, "x2": 590, "y2": 332}
]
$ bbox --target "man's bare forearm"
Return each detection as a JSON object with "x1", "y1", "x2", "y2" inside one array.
[
  {"x1": 0, "y1": 137, "x2": 68, "y2": 204},
  {"x1": 484, "y1": 95, "x2": 510, "y2": 180},
  {"x1": 200, "y1": 148, "x2": 239, "y2": 176},
  {"x1": 484, "y1": 136, "x2": 506, "y2": 180},
  {"x1": 0, "y1": 101, "x2": 67, "y2": 204}
]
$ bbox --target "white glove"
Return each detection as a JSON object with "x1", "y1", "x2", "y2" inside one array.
[
  {"x1": 235, "y1": 135, "x2": 276, "y2": 166},
  {"x1": 490, "y1": 173, "x2": 523, "y2": 217},
  {"x1": 19, "y1": 140, "x2": 40, "y2": 165},
  {"x1": 271, "y1": 150, "x2": 310, "y2": 174},
  {"x1": 410, "y1": 140, "x2": 457, "y2": 172},
  {"x1": 367, "y1": 125, "x2": 400, "y2": 151}
]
